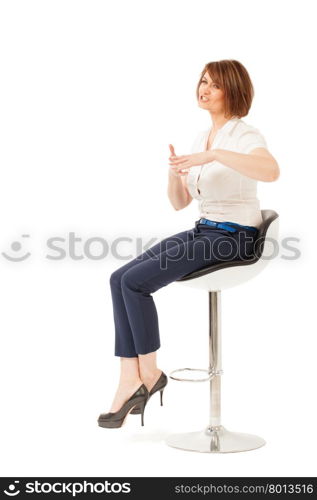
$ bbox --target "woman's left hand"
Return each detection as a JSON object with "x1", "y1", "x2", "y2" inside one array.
[{"x1": 168, "y1": 150, "x2": 215, "y2": 172}]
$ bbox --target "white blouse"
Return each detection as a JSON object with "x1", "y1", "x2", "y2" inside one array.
[{"x1": 186, "y1": 117, "x2": 268, "y2": 228}]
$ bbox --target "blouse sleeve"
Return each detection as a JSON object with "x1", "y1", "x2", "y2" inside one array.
[{"x1": 237, "y1": 128, "x2": 268, "y2": 154}]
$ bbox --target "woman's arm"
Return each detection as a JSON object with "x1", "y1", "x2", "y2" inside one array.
[
  {"x1": 169, "y1": 147, "x2": 280, "y2": 183},
  {"x1": 167, "y1": 167, "x2": 192, "y2": 210},
  {"x1": 211, "y1": 147, "x2": 280, "y2": 182}
]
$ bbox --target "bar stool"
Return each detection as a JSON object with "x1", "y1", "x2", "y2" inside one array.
[{"x1": 166, "y1": 209, "x2": 279, "y2": 453}]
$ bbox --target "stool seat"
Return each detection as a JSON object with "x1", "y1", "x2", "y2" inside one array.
[
  {"x1": 166, "y1": 209, "x2": 279, "y2": 453},
  {"x1": 176, "y1": 209, "x2": 279, "y2": 291}
]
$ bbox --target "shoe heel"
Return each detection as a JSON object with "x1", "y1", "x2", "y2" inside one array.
[
  {"x1": 140, "y1": 400, "x2": 146, "y2": 426},
  {"x1": 160, "y1": 388, "x2": 164, "y2": 406}
]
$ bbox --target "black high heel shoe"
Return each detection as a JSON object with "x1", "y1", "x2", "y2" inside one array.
[
  {"x1": 97, "y1": 384, "x2": 149, "y2": 428},
  {"x1": 130, "y1": 371, "x2": 168, "y2": 414}
]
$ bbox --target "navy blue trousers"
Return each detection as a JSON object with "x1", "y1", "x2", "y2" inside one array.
[{"x1": 109, "y1": 220, "x2": 258, "y2": 357}]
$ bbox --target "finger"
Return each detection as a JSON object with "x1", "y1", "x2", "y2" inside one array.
[
  {"x1": 169, "y1": 144, "x2": 176, "y2": 156},
  {"x1": 169, "y1": 155, "x2": 181, "y2": 161},
  {"x1": 169, "y1": 159, "x2": 187, "y2": 166},
  {"x1": 169, "y1": 155, "x2": 186, "y2": 161}
]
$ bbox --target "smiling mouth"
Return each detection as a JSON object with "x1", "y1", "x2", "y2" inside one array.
[{"x1": 200, "y1": 96, "x2": 209, "y2": 102}]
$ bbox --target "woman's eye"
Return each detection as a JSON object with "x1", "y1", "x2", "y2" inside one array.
[{"x1": 201, "y1": 80, "x2": 219, "y2": 88}]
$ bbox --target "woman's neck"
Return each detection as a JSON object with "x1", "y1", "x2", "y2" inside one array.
[{"x1": 209, "y1": 113, "x2": 235, "y2": 132}]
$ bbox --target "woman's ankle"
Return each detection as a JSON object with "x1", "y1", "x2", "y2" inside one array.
[
  {"x1": 140, "y1": 368, "x2": 162, "y2": 390},
  {"x1": 119, "y1": 376, "x2": 143, "y2": 387}
]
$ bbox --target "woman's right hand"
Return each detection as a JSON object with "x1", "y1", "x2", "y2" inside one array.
[
  {"x1": 167, "y1": 145, "x2": 192, "y2": 210},
  {"x1": 168, "y1": 144, "x2": 188, "y2": 177}
]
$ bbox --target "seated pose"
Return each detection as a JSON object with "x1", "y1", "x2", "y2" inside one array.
[{"x1": 98, "y1": 59, "x2": 280, "y2": 428}]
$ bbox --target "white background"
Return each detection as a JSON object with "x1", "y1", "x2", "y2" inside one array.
[{"x1": 0, "y1": 0, "x2": 316, "y2": 477}]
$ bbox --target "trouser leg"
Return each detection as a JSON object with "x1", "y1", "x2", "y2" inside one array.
[
  {"x1": 110, "y1": 227, "x2": 195, "y2": 357},
  {"x1": 119, "y1": 228, "x2": 238, "y2": 356}
]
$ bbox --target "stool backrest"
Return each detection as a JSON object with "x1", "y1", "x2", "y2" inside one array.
[
  {"x1": 253, "y1": 209, "x2": 279, "y2": 261},
  {"x1": 176, "y1": 209, "x2": 279, "y2": 290}
]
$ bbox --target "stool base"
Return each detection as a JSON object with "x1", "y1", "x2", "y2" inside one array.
[{"x1": 166, "y1": 425, "x2": 266, "y2": 453}]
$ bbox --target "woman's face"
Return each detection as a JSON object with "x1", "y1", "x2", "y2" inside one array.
[{"x1": 198, "y1": 72, "x2": 225, "y2": 114}]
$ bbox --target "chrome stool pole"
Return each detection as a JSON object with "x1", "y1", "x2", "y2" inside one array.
[
  {"x1": 166, "y1": 291, "x2": 266, "y2": 453},
  {"x1": 209, "y1": 290, "x2": 221, "y2": 429}
]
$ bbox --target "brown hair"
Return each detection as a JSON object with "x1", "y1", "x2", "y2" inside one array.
[{"x1": 196, "y1": 60, "x2": 254, "y2": 118}]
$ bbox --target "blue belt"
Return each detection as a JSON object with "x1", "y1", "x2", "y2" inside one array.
[{"x1": 198, "y1": 218, "x2": 258, "y2": 233}]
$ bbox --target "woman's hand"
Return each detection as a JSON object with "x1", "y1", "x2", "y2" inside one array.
[
  {"x1": 168, "y1": 147, "x2": 215, "y2": 175},
  {"x1": 168, "y1": 144, "x2": 189, "y2": 177}
]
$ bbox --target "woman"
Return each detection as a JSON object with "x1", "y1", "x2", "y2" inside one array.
[{"x1": 98, "y1": 59, "x2": 280, "y2": 428}]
